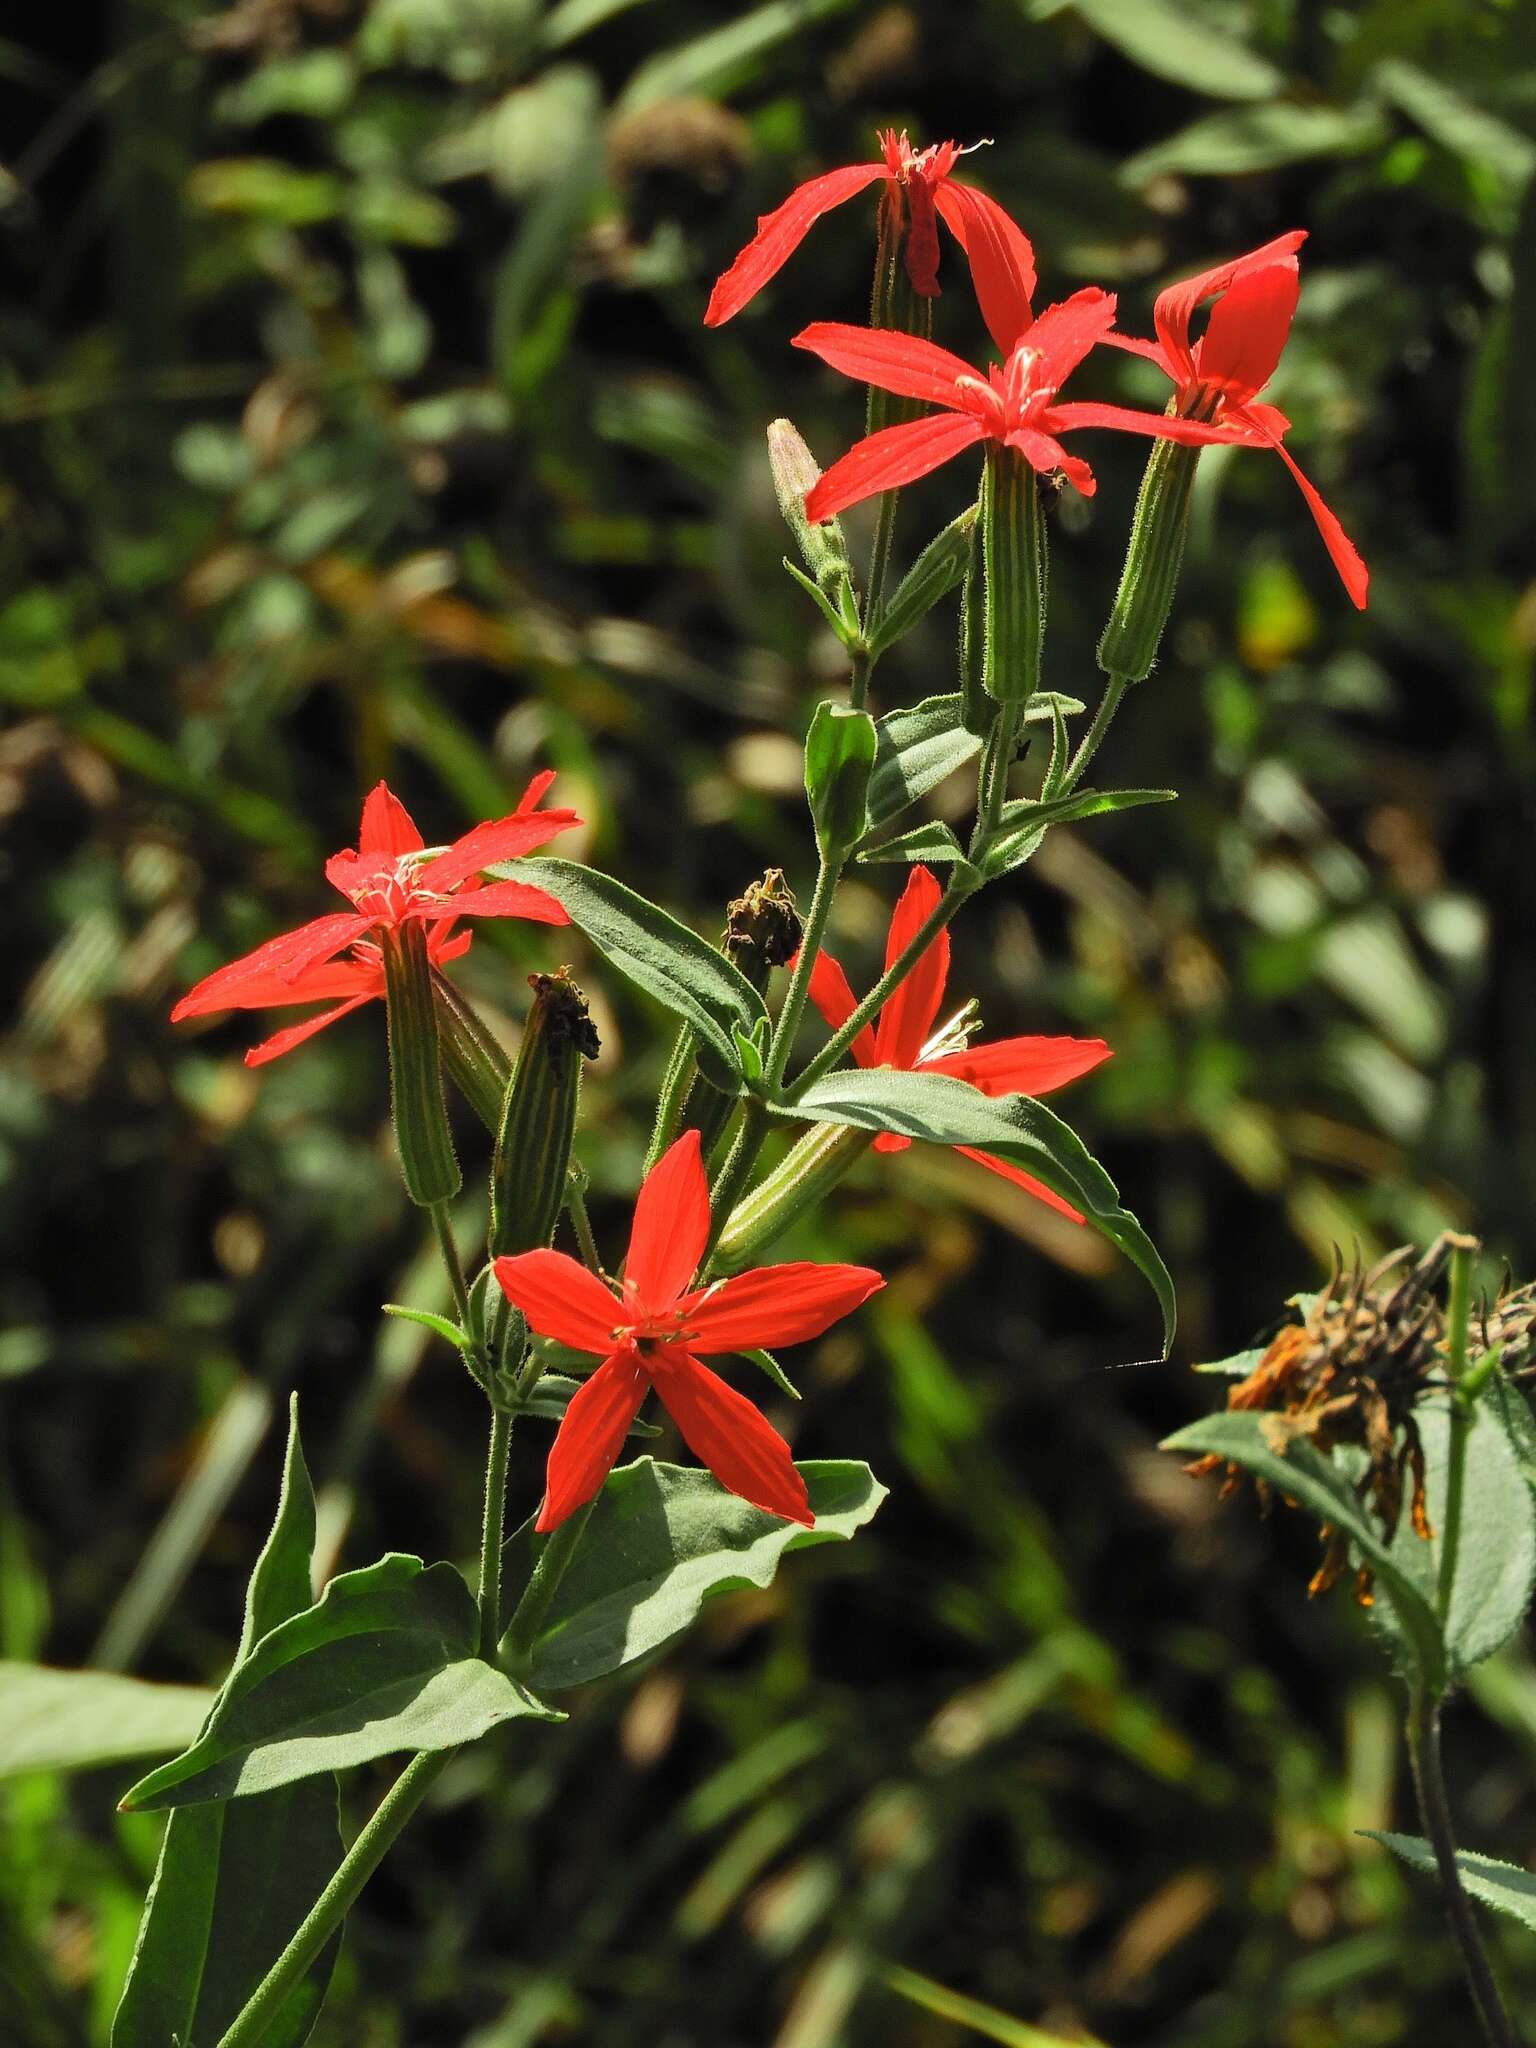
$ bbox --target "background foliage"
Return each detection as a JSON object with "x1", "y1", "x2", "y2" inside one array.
[{"x1": 3, "y1": 0, "x2": 1536, "y2": 2042}]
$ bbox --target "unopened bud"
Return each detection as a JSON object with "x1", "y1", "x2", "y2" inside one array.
[
  {"x1": 382, "y1": 923, "x2": 461, "y2": 1208},
  {"x1": 1097, "y1": 435, "x2": 1200, "y2": 683},
  {"x1": 715, "y1": 1123, "x2": 874, "y2": 1272},
  {"x1": 767, "y1": 419, "x2": 853, "y2": 595},
  {"x1": 490, "y1": 969, "x2": 598, "y2": 1260},
  {"x1": 432, "y1": 970, "x2": 511, "y2": 1135}
]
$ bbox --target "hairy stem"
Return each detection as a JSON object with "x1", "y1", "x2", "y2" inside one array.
[
  {"x1": 1062, "y1": 671, "x2": 1130, "y2": 794},
  {"x1": 1406, "y1": 1689, "x2": 1520, "y2": 2048},
  {"x1": 214, "y1": 1749, "x2": 450, "y2": 2048},
  {"x1": 504, "y1": 1502, "x2": 596, "y2": 1675},
  {"x1": 765, "y1": 854, "x2": 838, "y2": 1093},
  {"x1": 478, "y1": 1408, "x2": 513, "y2": 1656},
  {"x1": 1438, "y1": 1238, "x2": 1478, "y2": 1625}
]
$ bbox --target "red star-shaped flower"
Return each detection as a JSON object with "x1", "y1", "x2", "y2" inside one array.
[
  {"x1": 172, "y1": 775, "x2": 579, "y2": 1064},
  {"x1": 493, "y1": 1130, "x2": 884, "y2": 1532},
  {"x1": 803, "y1": 865, "x2": 1111, "y2": 1222},
  {"x1": 705, "y1": 129, "x2": 1036, "y2": 345},
  {"x1": 1105, "y1": 232, "x2": 1368, "y2": 607},
  {"x1": 794, "y1": 288, "x2": 1238, "y2": 518}
]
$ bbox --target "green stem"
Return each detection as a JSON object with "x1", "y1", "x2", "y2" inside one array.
[
  {"x1": 429, "y1": 1202, "x2": 474, "y2": 1332},
  {"x1": 862, "y1": 490, "x2": 900, "y2": 659},
  {"x1": 214, "y1": 1749, "x2": 450, "y2": 2048},
  {"x1": 765, "y1": 855, "x2": 838, "y2": 1094},
  {"x1": 1438, "y1": 1237, "x2": 1478, "y2": 1626},
  {"x1": 704, "y1": 1098, "x2": 771, "y2": 1266},
  {"x1": 646, "y1": 1022, "x2": 699, "y2": 1173},
  {"x1": 504, "y1": 1502, "x2": 596, "y2": 1676},
  {"x1": 565, "y1": 1170, "x2": 604, "y2": 1276},
  {"x1": 1062, "y1": 672, "x2": 1130, "y2": 794},
  {"x1": 788, "y1": 872, "x2": 977, "y2": 1100},
  {"x1": 478, "y1": 1408, "x2": 513, "y2": 1657},
  {"x1": 1406, "y1": 1688, "x2": 1520, "y2": 2048},
  {"x1": 977, "y1": 699, "x2": 1022, "y2": 841}
]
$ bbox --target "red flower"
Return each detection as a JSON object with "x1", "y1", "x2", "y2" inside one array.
[
  {"x1": 704, "y1": 129, "x2": 1036, "y2": 346},
  {"x1": 493, "y1": 1130, "x2": 884, "y2": 1532},
  {"x1": 172, "y1": 775, "x2": 579, "y2": 1065},
  {"x1": 802, "y1": 865, "x2": 1111, "y2": 1223},
  {"x1": 1105, "y1": 232, "x2": 1368, "y2": 608},
  {"x1": 794, "y1": 289, "x2": 1238, "y2": 520}
]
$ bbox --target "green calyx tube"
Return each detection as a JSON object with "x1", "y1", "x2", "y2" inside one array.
[
  {"x1": 490, "y1": 969, "x2": 599, "y2": 1260},
  {"x1": 713, "y1": 1122, "x2": 875, "y2": 1273},
  {"x1": 982, "y1": 443, "x2": 1047, "y2": 706},
  {"x1": 431, "y1": 969, "x2": 511, "y2": 1135},
  {"x1": 382, "y1": 921, "x2": 462, "y2": 1208},
  {"x1": 1097, "y1": 435, "x2": 1201, "y2": 683}
]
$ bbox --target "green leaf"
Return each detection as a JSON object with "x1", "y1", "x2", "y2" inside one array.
[
  {"x1": 115, "y1": 1400, "x2": 340, "y2": 2048},
  {"x1": 1121, "y1": 101, "x2": 1387, "y2": 185},
  {"x1": 1373, "y1": 59, "x2": 1536, "y2": 196},
  {"x1": 1369, "y1": 1398, "x2": 1536, "y2": 1682},
  {"x1": 855, "y1": 821, "x2": 970, "y2": 868},
  {"x1": 1193, "y1": 1344, "x2": 1266, "y2": 1377},
  {"x1": 382, "y1": 1303, "x2": 471, "y2": 1352},
  {"x1": 1069, "y1": 0, "x2": 1283, "y2": 100},
  {"x1": 867, "y1": 504, "x2": 978, "y2": 662},
  {"x1": 786, "y1": 1070, "x2": 1176, "y2": 1354},
  {"x1": 0, "y1": 1666, "x2": 217, "y2": 1780},
  {"x1": 1161, "y1": 1410, "x2": 1446, "y2": 1691},
  {"x1": 742, "y1": 1348, "x2": 800, "y2": 1401},
  {"x1": 505, "y1": 859, "x2": 768, "y2": 1078},
  {"x1": 617, "y1": 0, "x2": 856, "y2": 109},
  {"x1": 982, "y1": 787, "x2": 1176, "y2": 878},
  {"x1": 503, "y1": 1459, "x2": 885, "y2": 1689},
  {"x1": 866, "y1": 694, "x2": 982, "y2": 830},
  {"x1": 805, "y1": 702, "x2": 877, "y2": 859},
  {"x1": 122, "y1": 1555, "x2": 558, "y2": 1810},
  {"x1": 1368, "y1": 1832, "x2": 1536, "y2": 1933}
]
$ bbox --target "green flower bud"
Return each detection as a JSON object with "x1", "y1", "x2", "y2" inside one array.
[
  {"x1": 714, "y1": 1123, "x2": 874, "y2": 1273},
  {"x1": 867, "y1": 500, "x2": 978, "y2": 663},
  {"x1": 381, "y1": 922, "x2": 461, "y2": 1208},
  {"x1": 805, "y1": 701, "x2": 877, "y2": 860},
  {"x1": 982, "y1": 443, "x2": 1047, "y2": 706},
  {"x1": 767, "y1": 418, "x2": 854, "y2": 596},
  {"x1": 432, "y1": 969, "x2": 511, "y2": 1135},
  {"x1": 1097, "y1": 435, "x2": 1201, "y2": 683},
  {"x1": 490, "y1": 969, "x2": 598, "y2": 1260}
]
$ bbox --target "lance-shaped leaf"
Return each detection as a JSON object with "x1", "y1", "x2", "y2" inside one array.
[
  {"x1": 1162, "y1": 1410, "x2": 1446, "y2": 1692},
  {"x1": 867, "y1": 503, "x2": 978, "y2": 662},
  {"x1": 865, "y1": 692, "x2": 1084, "y2": 833},
  {"x1": 503, "y1": 858, "x2": 768, "y2": 1080},
  {"x1": 1367, "y1": 1398, "x2": 1536, "y2": 1683},
  {"x1": 502, "y1": 1459, "x2": 885, "y2": 1690},
  {"x1": 785, "y1": 1069, "x2": 1176, "y2": 1354},
  {"x1": 114, "y1": 1399, "x2": 342, "y2": 2048},
  {"x1": 1368, "y1": 1833, "x2": 1536, "y2": 1933},
  {"x1": 982, "y1": 787, "x2": 1176, "y2": 879},
  {"x1": 855, "y1": 821, "x2": 971, "y2": 869},
  {"x1": 0, "y1": 1667, "x2": 216, "y2": 1781},
  {"x1": 122, "y1": 1554, "x2": 558, "y2": 1811}
]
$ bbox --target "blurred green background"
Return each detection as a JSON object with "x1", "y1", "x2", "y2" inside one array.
[{"x1": 4, "y1": 1, "x2": 1536, "y2": 2042}]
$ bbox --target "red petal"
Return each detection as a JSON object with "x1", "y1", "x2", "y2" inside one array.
[
  {"x1": 492, "y1": 1249, "x2": 621, "y2": 1353},
  {"x1": 244, "y1": 994, "x2": 376, "y2": 1066},
  {"x1": 934, "y1": 182, "x2": 1036, "y2": 354},
  {"x1": 926, "y1": 1033, "x2": 1112, "y2": 1095},
  {"x1": 1046, "y1": 400, "x2": 1250, "y2": 447},
  {"x1": 171, "y1": 911, "x2": 375, "y2": 1020},
  {"x1": 426, "y1": 926, "x2": 473, "y2": 967},
  {"x1": 1196, "y1": 260, "x2": 1298, "y2": 403},
  {"x1": 1257, "y1": 424, "x2": 1370, "y2": 610},
  {"x1": 357, "y1": 782, "x2": 424, "y2": 860},
  {"x1": 406, "y1": 879, "x2": 569, "y2": 925},
  {"x1": 955, "y1": 1146, "x2": 1086, "y2": 1223},
  {"x1": 806, "y1": 412, "x2": 987, "y2": 522},
  {"x1": 180, "y1": 950, "x2": 381, "y2": 1014},
  {"x1": 536, "y1": 1349, "x2": 649, "y2": 1532},
  {"x1": 1023, "y1": 288, "x2": 1118, "y2": 389},
  {"x1": 704, "y1": 162, "x2": 888, "y2": 326},
  {"x1": 1007, "y1": 426, "x2": 1096, "y2": 495},
  {"x1": 793, "y1": 322, "x2": 981, "y2": 408},
  {"x1": 426, "y1": 806, "x2": 581, "y2": 892},
  {"x1": 647, "y1": 1348, "x2": 812, "y2": 1525},
  {"x1": 872, "y1": 1131, "x2": 912, "y2": 1154},
  {"x1": 679, "y1": 1262, "x2": 884, "y2": 1353},
  {"x1": 873, "y1": 864, "x2": 948, "y2": 1069},
  {"x1": 518, "y1": 768, "x2": 557, "y2": 809},
  {"x1": 801, "y1": 947, "x2": 879, "y2": 1067},
  {"x1": 1101, "y1": 331, "x2": 1179, "y2": 375},
  {"x1": 1152, "y1": 230, "x2": 1307, "y2": 381},
  {"x1": 626, "y1": 1129, "x2": 711, "y2": 1315}
]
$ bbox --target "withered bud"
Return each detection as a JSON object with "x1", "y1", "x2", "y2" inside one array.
[
  {"x1": 490, "y1": 969, "x2": 598, "y2": 1260},
  {"x1": 722, "y1": 870, "x2": 801, "y2": 989}
]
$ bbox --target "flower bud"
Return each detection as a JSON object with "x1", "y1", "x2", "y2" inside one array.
[
  {"x1": 1097, "y1": 435, "x2": 1200, "y2": 683},
  {"x1": 714, "y1": 1123, "x2": 874, "y2": 1272},
  {"x1": 805, "y1": 701, "x2": 877, "y2": 860},
  {"x1": 982, "y1": 444, "x2": 1047, "y2": 705},
  {"x1": 432, "y1": 969, "x2": 511, "y2": 1135},
  {"x1": 767, "y1": 418, "x2": 854, "y2": 596},
  {"x1": 490, "y1": 969, "x2": 599, "y2": 1260},
  {"x1": 382, "y1": 922, "x2": 461, "y2": 1208}
]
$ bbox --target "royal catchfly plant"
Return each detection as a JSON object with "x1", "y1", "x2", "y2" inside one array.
[
  {"x1": 493, "y1": 1130, "x2": 884, "y2": 1531},
  {"x1": 794, "y1": 289, "x2": 1242, "y2": 519},
  {"x1": 171, "y1": 776, "x2": 579, "y2": 1062},
  {"x1": 803, "y1": 865, "x2": 1110, "y2": 1220},
  {"x1": 1105, "y1": 231, "x2": 1369, "y2": 607},
  {"x1": 704, "y1": 129, "x2": 1036, "y2": 338}
]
